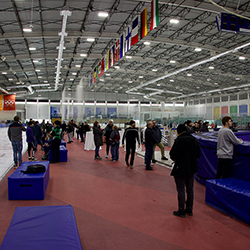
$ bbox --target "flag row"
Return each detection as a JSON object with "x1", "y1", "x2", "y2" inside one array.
[{"x1": 89, "y1": 0, "x2": 159, "y2": 86}]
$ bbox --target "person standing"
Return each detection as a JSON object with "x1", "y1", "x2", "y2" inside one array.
[
  {"x1": 8, "y1": 116, "x2": 26, "y2": 168},
  {"x1": 66, "y1": 122, "x2": 73, "y2": 143},
  {"x1": 50, "y1": 120, "x2": 62, "y2": 164},
  {"x1": 170, "y1": 124, "x2": 201, "y2": 218},
  {"x1": 104, "y1": 120, "x2": 113, "y2": 158},
  {"x1": 216, "y1": 116, "x2": 243, "y2": 179},
  {"x1": 93, "y1": 121, "x2": 103, "y2": 160},
  {"x1": 110, "y1": 125, "x2": 120, "y2": 161},
  {"x1": 26, "y1": 121, "x2": 37, "y2": 161},
  {"x1": 33, "y1": 121, "x2": 43, "y2": 150},
  {"x1": 78, "y1": 122, "x2": 84, "y2": 142},
  {"x1": 152, "y1": 120, "x2": 168, "y2": 163},
  {"x1": 145, "y1": 121, "x2": 157, "y2": 171},
  {"x1": 122, "y1": 120, "x2": 140, "y2": 169},
  {"x1": 83, "y1": 121, "x2": 90, "y2": 142}
]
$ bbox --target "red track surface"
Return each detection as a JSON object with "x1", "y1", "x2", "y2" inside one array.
[{"x1": 0, "y1": 140, "x2": 250, "y2": 249}]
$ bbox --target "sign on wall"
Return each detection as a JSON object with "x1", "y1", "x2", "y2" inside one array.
[
  {"x1": 0, "y1": 94, "x2": 15, "y2": 110},
  {"x1": 213, "y1": 107, "x2": 220, "y2": 120}
]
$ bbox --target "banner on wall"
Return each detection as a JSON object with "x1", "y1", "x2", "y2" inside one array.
[
  {"x1": 0, "y1": 94, "x2": 15, "y2": 111},
  {"x1": 213, "y1": 107, "x2": 220, "y2": 120},
  {"x1": 85, "y1": 107, "x2": 94, "y2": 117},
  {"x1": 107, "y1": 108, "x2": 117, "y2": 118},
  {"x1": 239, "y1": 105, "x2": 247, "y2": 116},
  {"x1": 96, "y1": 107, "x2": 105, "y2": 116},
  {"x1": 50, "y1": 107, "x2": 61, "y2": 118},
  {"x1": 221, "y1": 106, "x2": 228, "y2": 116}
]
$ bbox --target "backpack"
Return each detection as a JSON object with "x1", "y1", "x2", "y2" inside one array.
[{"x1": 21, "y1": 164, "x2": 46, "y2": 174}]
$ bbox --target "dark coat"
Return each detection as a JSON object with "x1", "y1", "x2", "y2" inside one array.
[
  {"x1": 153, "y1": 126, "x2": 161, "y2": 143},
  {"x1": 93, "y1": 125, "x2": 103, "y2": 147},
  {"x1": 170, "y1": 132, "x2": 201, "y2": 176},
  {"x1": 145, "y1": 127, "x2": 157, "y2": 147},
  {"x1": 33, "y1": 124, "x2": 42, "y2": 138},
  {"x1": 104, "y1": 124, "x2": 113, "y2": 140},
  {"x1": 200, "y1": 124, "x2": 209, "y2": 133}
]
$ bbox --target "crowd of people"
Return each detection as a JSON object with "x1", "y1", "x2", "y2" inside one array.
[{"x1": 7, "y1": 115, "x2": 245, "y2": 219}]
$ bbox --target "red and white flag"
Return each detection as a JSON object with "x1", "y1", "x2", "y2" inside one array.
[{"x1": 131, "y1": 17, "x2": 139, "y2": 46}]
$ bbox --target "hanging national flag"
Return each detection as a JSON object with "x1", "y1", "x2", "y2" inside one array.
[
  {"x1": 110, "y1": 45, "x2": 115, "y2": 67},
  {"x1": 107, "y1": 50, "x2": 110, "y2": 70},
  {"x1": 120, "y1": 34, "x2": 125, "y2": 59},
  {"x1": 101, "y1": 58, "x2": 104, "y2": 75},
  {"x1": 96, "y1": 65, "x2": 99, "y2": 80},
  {"x1": 93, "y1": 68, "x2": 96, "y2": 83},
  {"x1": 141, "y1": 7, "x2": 148, "y2": 38},
  {"x1": 89, "y1": 73, "x2": 93, "y2": 86},
  {"x1": 125, "y1": 26, "x2": 132, "y2": 52},
  {"x1": 115, "y1": 40, "x2": 120, "y2": 62},
  {"x1": 109, "y1": 49, "x2": 111, "y2": 68},
  {"x1": 150, "y1": 0, "x2": 159, "y2": 31},
  {"x1": 104, "y1": 54, "x2": 107, "y2": 72},
  {"x1": 131, "y1": 17, "x2": 139, "y2": 46},
  {"x1": 98, "y1": 61, "x2": 102, "y2": 78}
]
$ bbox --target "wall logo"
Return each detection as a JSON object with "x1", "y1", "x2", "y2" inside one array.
[{"x1": 3, "y1": 95, "x2": 15, "y2": 110}]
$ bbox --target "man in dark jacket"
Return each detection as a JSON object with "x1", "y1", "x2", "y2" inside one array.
[
  {"x1": 122, "y1": 120, "x2": 140, "y2": 169},
  {"x1": 104, "y1": 120, "x2": 113, "y2": 158},
  {"x1": 50, "y1": 120, "x2": 62, "y2": 163},
  {"x1": 200, "y1": 122, "x2": 209, "y2": 132},
  {"x1": 8, "y1": 116, "x2": 26, "y2": 168},
  {"x1": 26, "y1": 121, "x2": 37, "y2": 161},
  {"x1": 152, "y1": 120, "x2": 168, "y2": 163},
  {"x1": 145, "y1": 121, "x2": 157, "y2": 170},
  {"x1": 33, "y1": 121, "x2": 43, "y2": 150},
  {"x1": 170, "y1": 124, "x2": 201, "y2": 218}
]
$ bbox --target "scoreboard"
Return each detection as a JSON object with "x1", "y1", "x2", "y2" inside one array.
[{"x1": 217, "y1": 12, "x2": 250, "y2": 34}]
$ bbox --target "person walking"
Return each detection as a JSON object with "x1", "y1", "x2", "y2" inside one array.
[
  {"x1": 93, "y1": 121, "x2": 103, "y2": 160},
  {"x1": 66, "y1": 122, "x2": 73, "y2": 143},
  {"x1": 216, "y1": 116, "x2": 243, "y2": 179},
  {"x1": 152, "y1": 120, "x2": 168, "y2": 163},
  {"x1": 26, "y1": 121, "x2": 37, "y2": 161},
  {"x1": 8, "y1": 116, "x2": 26, "y2": 168},
  {"x1": 170, "y1": 124, "x2": 201, "y2": 218},
  {"x1": 104, "y1": 120, "x2": 113, "y2": 158},
  {"x1": 122, "y1": 120, "x2": 140, "y2": 169},
  {"x1": 50, "y1": 120, "x2": 62, "y2": 164},
  {"x1": 145, "y1": 121, "x2": 157, "y2": 171},
  {"x1": 110, "y1": 125, "x2": 120, "y2": 161}
]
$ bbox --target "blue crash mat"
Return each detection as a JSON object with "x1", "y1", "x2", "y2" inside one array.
[
  {"x1": 0, "y1": 205, "x2": 82, "y2": 250},
  {"x1": 206, "y1": 178, "x2": 250, "y2": 225},
  {"x1": 193, "y1": 131, "x2": 250, "y2": 185}
]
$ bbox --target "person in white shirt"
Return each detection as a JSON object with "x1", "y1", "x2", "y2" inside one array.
[{"x1": 216, "y1": 116, "x2": 243, "y2": 179}]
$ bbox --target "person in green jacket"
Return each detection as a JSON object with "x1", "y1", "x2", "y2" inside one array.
[{"x1": 50, "y1": 120, "x2": 62, "y2": 163}]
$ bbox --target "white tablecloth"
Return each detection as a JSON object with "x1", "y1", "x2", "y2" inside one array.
[
  {"x1": 84, "y1": 131, "x2": 102, "y2": 151},
  {"x1": 74, "y1": 127, "x2": 78, "y2": 139}
]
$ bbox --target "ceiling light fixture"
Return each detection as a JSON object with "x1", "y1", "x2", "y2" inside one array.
[
  {"x1": 129, "y1": 81, "x2": 133, "y2": 83},
  {"x1": 126, "y1": 56, "x2": 132, "y2": 59},
  {"x1": 194, "y1": 48, "x2": 202, "y2": 52},
  {"x1": 29, "y1": 47, "x2": 36, "y2": 51},
  {"x1": 114, "y1": 66, "x2": 120, "y2": 69},
  {"x1": 80, "y1": 54, "x2": 87, "y2": 57},
  {"x1": 75, "y1": 65, "x2": 81, "y2": 67},
  {"x1": 106, "y1": 73, "x2": 110, "y2": 76},
  {"x1": 139, "y1": 76, "x2": 144, "y2": 78},
  {"x1": 170, "y1": 79, "x2": 174, "y2": 82},
  {"x1": 35, "y1": 69, "x2": 40, "y2": 72},
  {"x1": 236, "y1": 78, "x2": 240, "y2": 80},
  {"x1": 239, "y1": 56, "x2": 245, "y2": 60},
  {"x1": 152, "y1": 69, "x2": 158, "y2": 72},
  {"x1": 209, "y1": 66, "x2": 214, "y2": 69},
  {"x1": 98, "y1": 12, "x2": 109, "y2": 17},
  {"x1": 9, "y1": 78, "x2": 13, "y2": 81},
  {"x1": 87, "y1": 38, "x2": 95, "y2": 42},
  {"x1": 144, "y1": 41, "x2": 151, "y2": 45},
  {"x1": 55, "y1": 10, "x2": 72, "y2": 91},
  {"x1": 33, "y1": 60, "x2": 39, "y2": 63},
  {"x1": 44, "y1": 81, "x2": 48, "y2": 83},
  {"x1": 23, "y1": 28, "x2": 32, "y2": 32},
  {"x1": 2, "y1": 72, "x2": 7, "y2": 74},
  {"x1": 187, "y1": 73, "x2": 192, "y2": 76},
  {"x1": 72, "y1": 72, "x2": 77, "y2": 75},
  {"x1": 70, "y1": 79, "x2": 74, "y2": 81},
  {"x1": 38, "y1": 76, "x2": 42, "y2": 78},
  {"x1": 170, "y1": 19, "x2": 179, "y2": 24},
  {"x1": 170, "y1": 60, "x2": 176, "y2": 63}
]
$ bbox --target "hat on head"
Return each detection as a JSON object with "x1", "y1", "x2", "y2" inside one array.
[{"x1": 177, "y1": 124, "x2": 187, "y2": 134}]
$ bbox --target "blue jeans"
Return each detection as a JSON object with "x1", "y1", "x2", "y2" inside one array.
[
  {"x1": 11, "y1": 141, "x2": 23, "y2": 166},
  {"x1": 68, "y1": 133, "x2": 71, "y2": 142},
  {"x1": 111, "y1": 142, "x2": 119, "y2": 160},
  {"x1": 95, "y1": 146, "x2": 100, "y2": 156},
  {"x1": 145, "y1": 146, "x2": 153, "y2": 169}
]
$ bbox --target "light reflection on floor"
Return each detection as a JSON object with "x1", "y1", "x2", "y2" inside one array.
[{"x1": 0, "y1": 127, "x2": 27, "y2": 181}]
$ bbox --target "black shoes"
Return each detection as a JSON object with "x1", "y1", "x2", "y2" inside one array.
[
  {"x1": 173, "y1": 211, "x2": 186, "y2": 218},
  {"x1": 161, "y1": 157, "x2": 168, "y2": 160},
  {"x1": 125, "y1": 161, "x2": 129, "y2": 167},
  {"x1": 152, "y1": 159, "x2": 156, "y2": 163},
  {"x1": 146, "y1": 167, "x2": 153, "y2": 171},
  {"x1": 185, "y1": 210, "x2": 193, "y2": 216},
  {"x1": 95, "y1": 155, "x2": 102, "y2": 160}
]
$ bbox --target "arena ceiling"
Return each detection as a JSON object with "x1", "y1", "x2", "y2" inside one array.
[{"x1": 0, "y1": 0, "x2": 250, "y2": 102}]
